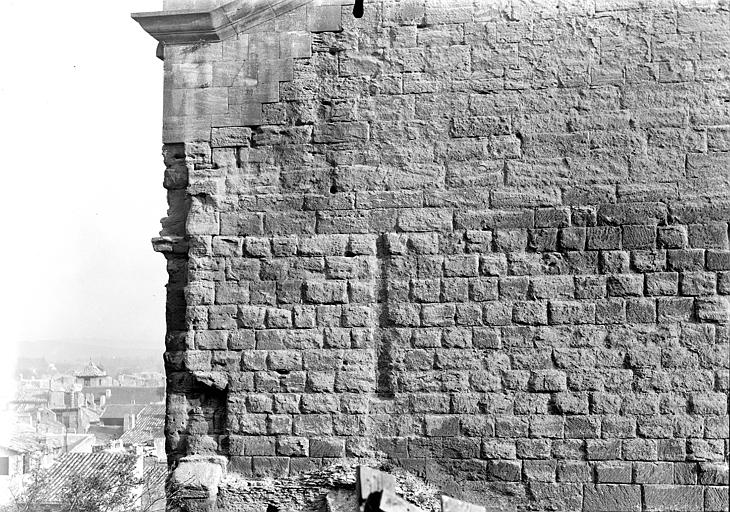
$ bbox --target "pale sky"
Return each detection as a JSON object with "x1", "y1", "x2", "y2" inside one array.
[{"x1": 0, "y1": 0, "x2": 168, "y2": 356}]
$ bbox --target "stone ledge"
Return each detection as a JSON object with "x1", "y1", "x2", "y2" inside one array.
[
  {"x1": 132, "y1": 0, "x2": 313, "y2": 44},
  {"x1": 151, "y1": 235, "x2": 188, "y2": 253}
]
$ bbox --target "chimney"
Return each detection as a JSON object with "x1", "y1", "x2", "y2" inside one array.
[
  {"x1": 124, "y1": 413, "x2": 137, "y2": 432},
  {"x1": 154, "y1": 437, "x2": 165, "y2": 460}
]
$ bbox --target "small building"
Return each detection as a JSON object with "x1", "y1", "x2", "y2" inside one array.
[
  {"x1": 30, "y1": 407, "x2": 66, "y2": 435},
  {"x1": 48, "y1": 389, "x2": 82, "y2": 410},
  {"x1": 74, "y1": 361, "x2": 111, "y2": 388},
  {"x1": 0, "y1": 433, "x2": 44, "y2": 504},
  {"x1": 119, "y1": 404, "x2": 166, "y2": 459},
  {"x1": 11, "y1": 389, "x2": 48, "y2": 410},
  {"x1": 51, "y1": 404, "x2": 98, "y2": 434},
  {"x1": 0, "y1": 435, "x2": 41, "y2": 478},
  {"x1": 81, "y1": 386, "x2": 165, "y2": 408},
  {"x1": 13, "y1": 386, "x2": 97, "y2": 434},
  {"x1": 100, "y1": 404, "x2": 147, "y2": 428},
  {"x1": 43, "y1": 434, "x2": 95, "y2": 458},
  {"x1": 87, "y1": 425, "x2": 126, "y2": 448},
  {"x1": 118, "y1": 372, "x2": 165, "y2": 388}
]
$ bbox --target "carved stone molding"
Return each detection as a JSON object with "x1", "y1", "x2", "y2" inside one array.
[{"x1": 132, "y1": 0, "x2": 313, "y2": 44}]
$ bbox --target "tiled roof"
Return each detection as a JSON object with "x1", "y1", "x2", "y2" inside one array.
[
  {"x1": 143, "y1": 460, "x2": 168, "y2": 489},
  {"x1": 82, "y1": 386, "x2": 165, "y2": 405},
  {"x1": 87, "y1": 425, "x2": 124, "y2": 444},
  {"x1": 139, "y1": 403, "x2": 166, "y2": 417},
  {"x1": 13, "y1": 403, "x2": 44, "y2": 413},
  {"x1": 0, "y1": 431, "x2": 44, "y2": 453},
  {"x1": 101, "y1": 404, "x2": 148, "y2": 420},
  {"x1": 13, "y1": 389, "x2": 49, "y2": 403},
  {"x1": 75, "y1": 361, "x2": 107, "y2": 378},
  {"x1": 43, "y1": 434, "x2": 95, "y2": 452},
  {"x1": 119, "y1": 405, "x2": 165, "y2": 446},
  {"x1": 141, "y1": 460, "x2": 167, "y2": 511},
  {"x1": 39, "y1": 452, "x2": 139, "y2": 505}
]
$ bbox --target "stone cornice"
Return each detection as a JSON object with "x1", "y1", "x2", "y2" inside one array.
[{"x1": 132, "y1": 0, "x2": 313, "y2": 44}]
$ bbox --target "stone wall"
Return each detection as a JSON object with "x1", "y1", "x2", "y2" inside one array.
[{"x1": 140, "y1": 0, "x2": 730, "y2": 510}]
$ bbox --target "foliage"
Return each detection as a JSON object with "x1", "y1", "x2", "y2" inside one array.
[
  {"x1": 57, "y1": 454, "x2": 139, "y2": 512},
  {"x1": 3, "y1": 454, "x2": 168, "y2": 512},
  {"x1": 3, "y1": 467, "x2": 49, "y2": 512}
]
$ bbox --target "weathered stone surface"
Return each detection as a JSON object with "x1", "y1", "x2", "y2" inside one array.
[
  {"x1": 380, "y1": 489, "x2": 424, "y2": 512},
  {"x1": 705, "y1": 486, "x2": 729, "y2": 512},
  {"x1": 583, "y1": 484, "x2": 641, "y2": 512},
  {"x1": 356, "y1": 465, "x2": 395, "y2": 499},
  {"x1": 441, "y1": 495, "x2": 486, "y2": 512},
  {"x1": 644, "y1": 485, "x2": 704, "y2": 512},
  {"x1": 143, "y1": 1, "x2": 730, "y2": 510},
  {"x1": 325, "y1": 489, "x2": 359, "y2": 512},
  {"x1": 596, "y1": 462, "x2": 632, "y2": 484},
  {"x1": 169, "y1": 455, "x2": 227, "y2": 506}
]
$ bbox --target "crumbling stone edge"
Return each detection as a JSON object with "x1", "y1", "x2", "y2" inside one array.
[
  {"x1": 354, "y1": 465, "x2": 483, "y2": 512},
  {"x1": 167, "y1": 460, "x2": 481, "y2": 512}
]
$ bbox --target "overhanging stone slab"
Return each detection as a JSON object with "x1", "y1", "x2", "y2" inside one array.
[{"x1": 132, "y1": 0, "x2": 316, "y2": 44}]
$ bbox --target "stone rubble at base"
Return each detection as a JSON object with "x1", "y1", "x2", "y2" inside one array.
[{"x1": 328, "y1": 466, "x2": 482, "y2": 512}]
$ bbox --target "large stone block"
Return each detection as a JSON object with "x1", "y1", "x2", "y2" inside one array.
[
  {"x1": 583, "y1": 484, "x2": 641, "y2": 512},
  {"x1": 705, "y1": 486, "x2": 729, "y2": 512},
  {"x1": 441, "y1": 495, "x2": 486, "y2": 512},
  {"x1": 644, "y1": 485, "x2": 704, "y2": 512}
]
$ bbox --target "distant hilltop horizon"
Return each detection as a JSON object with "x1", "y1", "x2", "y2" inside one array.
[{"x1": 15, "y1": 338, "x2": 164, "y2": 364}]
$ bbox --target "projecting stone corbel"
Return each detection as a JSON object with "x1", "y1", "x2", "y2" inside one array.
[
  {"x1": 191, "y1": 371, "x2": 229, "y2": 391},
  {"x1": 131, "y1": 2, "x2": 237, "y2": 44},
  {"x1": 132, "y1": 0, "x2": 313, "y2": 44},
  {"x1": 152, "y1": 235, "x2": 188, "y2": 254}
]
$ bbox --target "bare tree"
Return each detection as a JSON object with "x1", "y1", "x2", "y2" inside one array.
[
  {"x1": 57, "y1": 455, "x2": 139, "y2": 512},
  {"x1": 2, "y1": 468, "x2": 49, "y2": 512}
]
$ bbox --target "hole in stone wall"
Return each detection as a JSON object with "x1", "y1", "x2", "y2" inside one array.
[
  {"x1": 184, "y1": 383, "x2": 229, "y2": 451},
  {"x1": 514, "y1": 130, "x2": 524, "y2": 149}
]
